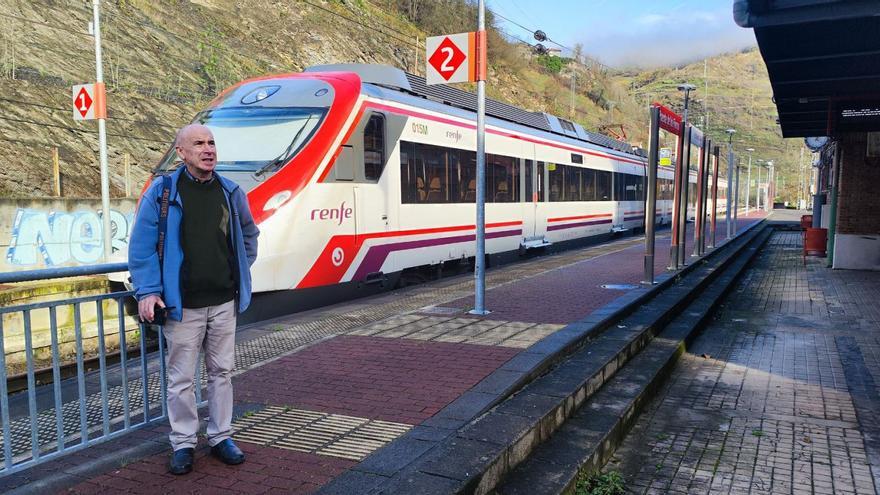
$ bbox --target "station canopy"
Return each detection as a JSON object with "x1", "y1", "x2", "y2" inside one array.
[{"x1": 734, "y1": 0, "x2": 880, "y2": 137}]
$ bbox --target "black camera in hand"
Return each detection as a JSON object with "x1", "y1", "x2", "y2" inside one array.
[{"x1": 151, "y1": 305, "x2": 174, "y2": 326}]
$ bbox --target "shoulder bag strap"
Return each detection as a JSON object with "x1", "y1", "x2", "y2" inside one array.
[{"x1": 156, "y1": 175, "x2": 171, "y2": 268}]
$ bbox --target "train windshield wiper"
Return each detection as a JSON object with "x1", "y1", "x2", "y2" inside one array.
[{"x1": 253, "y1": 114, "x2": 317, "y2": 179}]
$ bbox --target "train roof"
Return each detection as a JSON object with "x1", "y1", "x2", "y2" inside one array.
[{"x1": 305, "y1": 64, "x2": 647, "y2": 160}]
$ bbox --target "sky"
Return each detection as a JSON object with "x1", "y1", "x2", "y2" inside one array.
[{"x1": 488, "y1": 0, "x2": 757, "y2": 68}]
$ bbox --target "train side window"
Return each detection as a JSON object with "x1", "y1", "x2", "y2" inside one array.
[
  {"x1": 582, "y1": 169, "x2": 596, "y2": 201},
  {"x1": 548, "y1": 163, "x2": 563, "y2": 201},
  {"x1": 524, "y1": 160, "x2": 533, "y2": 202},
  {"x1": 596, "y1": 170, "x2": 611, "y2": 200},
  {"x1": 363, "y1": 114, "x2": 386, "y2": 182},
  {"x1": 460, "y1": 149, "x2": 477, "y2": 203}
]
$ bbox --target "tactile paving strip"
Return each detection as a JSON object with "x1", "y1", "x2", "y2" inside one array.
[{"x1": 232, "y1": 406, "x2": 411, "y2": 461}]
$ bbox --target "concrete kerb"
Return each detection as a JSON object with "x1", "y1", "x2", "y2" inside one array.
[{"x1": 317, "y1": 219, "x2": 767, "y2": 495}]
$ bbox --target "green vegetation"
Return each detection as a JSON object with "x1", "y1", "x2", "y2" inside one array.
[{"x1": 575, "y1": 471, "x2": 626, "y2": 495}]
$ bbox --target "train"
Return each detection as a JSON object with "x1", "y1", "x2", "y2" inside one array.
[{"x1": 141, "y1": 64, "x2": 727, "y2": 322}]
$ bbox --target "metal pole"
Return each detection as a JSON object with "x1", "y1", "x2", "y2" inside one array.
[
  {"x1": 668, "y1": 130, "x2": 684, "y2": 270},
  {"x1": 709, "y1": 146, "x2": 719, "y2": 248},
  {"x1": 643, "y1": 106, "x2": 660, "y2": 285},
  {"x1": 725, "y1": 135, "x2": 734, "y2": 239},
  {"x1": 698, "y1": 140, "x2": 707, "y2": 254},
  {"x1": 827, "y1": 143, "x2": 841, "y2": 267},
  {"x1": 746, "y1": 152, "x2": 752, "y2": 213},
  {"x1": 733, "y1": 165, "x2": 740, "y2": 235},
  {"x1": 769, "y1": 161, "x2": 775, "y2": 209},
  {"x1": 668, "y1": 84, "x2": 694, "y2": 270},
  {"x1": 678, "y1": 127, "x2": 691, "y2": 267},
  {"x1": 471, "y1": 0, "x2": 488, "y2": 315},
  {"x1": 93, "y1": 0, "x2": 112, "y2": 262},
  {"x1": 692, "y1": 136, "x2": 706, "y2": 257},
  {"x1": 757, "y1": 165, "x2": 762, "y2": 210}
]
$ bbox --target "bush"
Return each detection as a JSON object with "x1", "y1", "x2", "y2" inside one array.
[{"x1": 575, "y1": 471, "x2": 625, "y2": 495}]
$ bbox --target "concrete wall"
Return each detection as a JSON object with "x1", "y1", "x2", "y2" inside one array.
[
  {"x1": 833, "y1": 133, "x2": 880, "y2": 270},
  {"x1": 0, "y1": 198, "x2": 137, "y2": 272}
]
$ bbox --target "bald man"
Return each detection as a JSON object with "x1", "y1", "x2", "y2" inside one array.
[{"x1": 129, "y1": 124, "x2": 259, "y2": 474}]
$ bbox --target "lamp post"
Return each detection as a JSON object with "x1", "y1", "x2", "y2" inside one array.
[
  {"x1": 767, "y1": 160, "x2": 775, "y2": 209},
  {"x1": 725, "y1": 128, "x2": 735, "y2": 240},
  {"x1": 745, "y1": 147, "x2": 754, "y2": 214}
]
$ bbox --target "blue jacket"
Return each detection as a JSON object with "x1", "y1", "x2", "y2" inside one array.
[{"x1": 128, "y1": 167, "x2": 259, "y2": 322}]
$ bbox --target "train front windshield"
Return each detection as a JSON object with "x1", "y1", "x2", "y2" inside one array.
[{"x1": 156, "y1": 107, "x2": 326, "y2": 174}]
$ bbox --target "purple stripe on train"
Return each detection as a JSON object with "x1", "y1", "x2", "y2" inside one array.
[
  {"x1": 546, "y1": 219, "x2": 612, "y2": 231},
  {"x1": 352, "y1": 228, "x2": 523, "y2": 281}
]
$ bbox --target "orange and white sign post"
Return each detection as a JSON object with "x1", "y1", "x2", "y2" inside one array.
[
  {"x1": 71, "y1": 1, "x2": 112, "y2": 261},
  {"x1": 426, "y1": 1, "x2": 489, "y2": 315}
]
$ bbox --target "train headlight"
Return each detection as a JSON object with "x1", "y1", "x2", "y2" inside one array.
[
  {"x1": 263, "y1": 190, "x2": 292, "y2": 211},
  {"x1": 241, "y1": 85, "x2": 280, "y2": 105}
]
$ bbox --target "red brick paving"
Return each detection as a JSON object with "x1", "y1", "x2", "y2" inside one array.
[
  {"x1": 235, "y1": 335, "x2": 519, "y2": 425},
  {"x1": 446, "y1": 215, "x2": 766, "y2": 324},
  {"x1": 64, "y1": 442, "x2": 354, "y2": 495}
]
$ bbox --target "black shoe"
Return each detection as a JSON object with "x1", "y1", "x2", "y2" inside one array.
[
  {"x1": 211, "y1": 439, "x2": 245, "y2": 465},
  {"x1": 169, "y1": 448, "x2": 194, "y2": 475}
]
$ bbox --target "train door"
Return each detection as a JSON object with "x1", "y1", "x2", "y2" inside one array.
[
  {"x1": 521, "y1": 143, "x2": 547, "y2": 246},
  {"x1": 613, "y1": 171, "x2": 626, "y2": 230}
]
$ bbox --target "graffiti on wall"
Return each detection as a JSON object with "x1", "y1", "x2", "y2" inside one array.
[{"x1": 5, "y1": 209, "x2": 134, "y2": 267}]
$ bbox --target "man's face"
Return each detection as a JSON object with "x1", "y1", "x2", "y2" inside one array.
[{"x1": 176, "y1": 126, "x2": 216, "y2": 176}]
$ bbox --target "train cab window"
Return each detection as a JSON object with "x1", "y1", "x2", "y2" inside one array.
[{"x1": 364, "y1": 114, "x2": 386, "y2": 181}]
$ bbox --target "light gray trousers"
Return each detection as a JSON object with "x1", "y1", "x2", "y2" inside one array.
[{"x1": 164, "y1": 299, "x2": 236, "y2": 451}]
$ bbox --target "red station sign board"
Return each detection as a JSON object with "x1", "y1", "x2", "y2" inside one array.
[{"x1": 652, "y1": 102, "x2": 682, "y2": 135}]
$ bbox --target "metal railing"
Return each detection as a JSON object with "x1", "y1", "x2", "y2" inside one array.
[{"x1": 0, "y1": 263, "x2": 198, "y2": 477}]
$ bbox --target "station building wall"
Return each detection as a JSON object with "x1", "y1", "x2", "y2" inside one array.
[{"x1": 833, "y1": 132, "x2": 880, "y2": 270}]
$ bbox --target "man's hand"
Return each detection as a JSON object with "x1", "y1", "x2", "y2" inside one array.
[{"x1": 138, "y1": 294, "x2": 165, "y2": 322}]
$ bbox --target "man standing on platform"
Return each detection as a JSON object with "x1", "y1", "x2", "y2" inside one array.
[{"x1": 129, "y1": 124, "x2": 259, "y2": 475}]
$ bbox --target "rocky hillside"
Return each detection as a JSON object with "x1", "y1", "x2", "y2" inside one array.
[{"x1": 0, "y1": 0, "x2": 800, "y2": 201}]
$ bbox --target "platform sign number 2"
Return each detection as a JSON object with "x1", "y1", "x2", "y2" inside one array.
[{"x1": 426, "y1": 32, "x2": 485, "y2": 86}]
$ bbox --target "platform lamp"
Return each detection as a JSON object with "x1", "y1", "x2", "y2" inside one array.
[
  {"x1": 725, "y1": 128, "x2": 735, "y2": 239},
  {"x1": 766, "y1": 160, "x2": 774, "y2": 210}
]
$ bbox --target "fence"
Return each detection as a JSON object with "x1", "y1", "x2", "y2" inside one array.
[{"x1": 0, "y1": 263, "x2": 203, "y2": 477}]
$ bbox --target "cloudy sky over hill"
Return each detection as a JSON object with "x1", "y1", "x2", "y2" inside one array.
[{"x1": 490, "y1": 0, "x2": 757, "y2": 68}]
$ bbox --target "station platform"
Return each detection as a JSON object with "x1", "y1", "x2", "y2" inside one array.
[
  {"x1": 607, "y1": 226, "x2": 880, "y2": 494},
  {"x1": 0, "y1": 213, "x2": 768, "y2": 494}
]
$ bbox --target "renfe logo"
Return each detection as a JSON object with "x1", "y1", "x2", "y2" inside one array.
[{"x1": 311, "y1": 202, "x2": 353, "y2": 226}]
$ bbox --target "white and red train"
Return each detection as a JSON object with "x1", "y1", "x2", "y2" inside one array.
[{"x1": 146, "y1": 64, "x2": 727, "y2": 321}]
